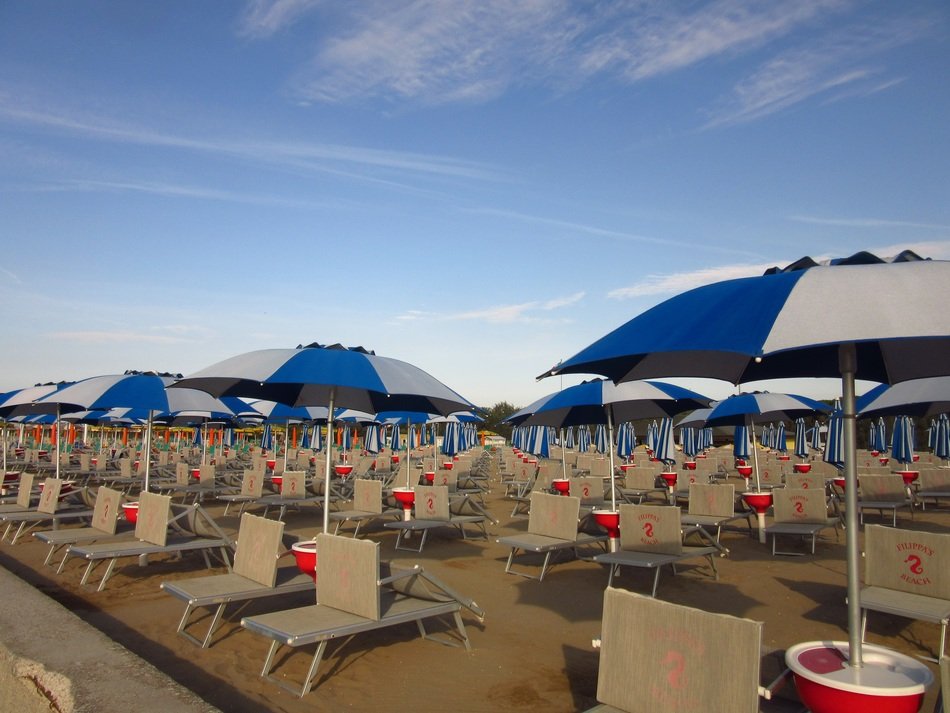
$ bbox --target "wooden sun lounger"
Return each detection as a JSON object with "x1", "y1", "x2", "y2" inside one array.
[
  {"x1": 161, "y1": 513, "x2": 313, "y2": 648},
  {"x1": 241, "y1": 533, "x2": 484, "y2": 697},
  {"x1": 497, "y1": 492, "x2": 608, "y2": 581},
  {"x1": 66, "y1": 493, "x2": 234, "y2": 592},
  {"x1": 593, "y1": 504, "x2": 719, "y2": 597}
]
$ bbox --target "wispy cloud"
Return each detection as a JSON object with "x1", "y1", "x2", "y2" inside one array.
[
  {"x1": 237, "y1": 0, "x2": 323, "y2": 38},
  {"x1": 608, "y1": 262, "x2": 785, "y2": 299},
  {"x1": 49, "y1": 330, "x2": 191, "y2": 345},
  {"x1": 789, "y1": 215, "x2": 950, "y2": 231},
  {"x1": 396, "y1": 291, "x2": 584, "y2": 325},
  {"x1": 704, "y1": 17, "x2": 923, "y2": 127}
]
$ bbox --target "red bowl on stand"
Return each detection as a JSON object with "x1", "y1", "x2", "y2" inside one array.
[
  {"x1": 660, "y1": 472, "x2": 677, "y2": 493},
  {"x1": 266, "y1": 459, "x2": 277, "y2": 471},
  {"x1": 879, "y1": 457, "x2": 889, "y2": 466},
  {"x1": 620, "y1": 463, "x2": 636, "y2": 472},
  {"x1": 833, "y1": 477, "x2": 846, "y2": 490},
  {"x1": 392, "y1": 487, "x2": 415, "y2": 520},
  {"x1": 442, "y1": 461, "x2": 454, "y2": 470},
  {"x1": 736, "y1": 465, "x2": 754, "y2": 477},
  {"x1": 292, "y1": 540, "x2": 318, "y2": 581},
  {"x1": 592, "y1": 510, "x2": 621, "y2": 552},
  {"x1": 334, "y1": 464, "x2": 354, "y2": 478},
  {"x1": 896, "y1": 470, "x2": 919, "y2": 486},
  {"x1": 271, "y1": 475, "x2": 282, "y2": 492},
  {"x1": 122, "y1": 502, "x2": 139, "y2": 524},
  {"x1": 552, "y1": 479, "x2": 571, "y2": 496},
  {"x1": 424, "y1": 471, "x2": 435, "y2": 484},
  {"x1": 794, "y1": 463, "x2": 813, "y2": 473},
  {"x1": 871, "y1": 450, "x2": 880, "y2": 457},
  {"x1": 391, "y1": 455, "x2": 400, "y2": 464},
  {"x1": 684, "y1": 461, "x2": 697, "y2": 470},
  {"x1": 742, "y1": 491, "x2": 773, "y2": 544},
  {"x1": 191, "y1": 468, "x2": 201, "y2": 479},
  {"x1": 786, "y1": 641, "x2": 932, "y2": 713}
]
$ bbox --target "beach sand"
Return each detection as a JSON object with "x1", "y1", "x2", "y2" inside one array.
[{"x1": 0, "y1": 456, "x2": 945, "y2": 712}]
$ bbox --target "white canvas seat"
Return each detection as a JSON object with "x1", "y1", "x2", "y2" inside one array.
[
  {"x1": 496, "y1": 492, "x2": 607, "y2": 581},
  {"x1": 593, "y1": 504, "x2": 719, "y2": 597},
  {"x1": 240, "y1": 533, "x2": 484, "y2": 697},
  {"x1": 861, "y1": 524, "x2": 950, "y2": 660},
  {"x1": 161, "y1": 512, "x2": 313, "y2": 648}
]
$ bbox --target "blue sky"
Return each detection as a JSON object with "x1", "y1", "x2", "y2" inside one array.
[{"x1": 1, "y1": 1, "x2": 948, "y2": 410}]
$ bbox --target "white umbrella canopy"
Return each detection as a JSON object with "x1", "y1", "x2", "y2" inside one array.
[
  {"x1": 544, "y1": 254, "x2": 950, "y2": 673},
  {"x1": 857, "y1": 376, "x2": 950, "y2": 418}
]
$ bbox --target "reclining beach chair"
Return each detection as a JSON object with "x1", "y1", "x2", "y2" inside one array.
[
  {"x1": 509, "y1": 467, "x2": 555, "y2": 518},
  {"x1": 160, "y1": 512, "x2": 314, "y2": 648},
  {"x1": 258, "y1": 471, "x2": 322, "y2": 520},
  {"x1": 586, "y1": 587, "x2": 777, "y2": 712},
  {"x1": 65, "y1": 492, "x2": 234, "y2": 592},
  {"x1": 618, "y1": 470, "x2": 666, "y2": 505},
  {"x1": 0, "y1": 473, "x2": 35, "y2": 514},
  {"x1": 0, "y1": 478, "x2": 94, "y2": 544},
  {"x1": 383, "y1": 484, "x2": 491, "y2": 552},
  {"x1": 33, "y1": 486, "x2": 128, "y2": 569},
  {"x1": 592, "y1": 504, "x2": 719, "y2": 597},
  {"x1": 857, "y1": 474, "x2": 914, "y2": 526},
  {"x1": 217, "y1": 468, "x2": 265, "y2": 515},
  {"x1": 497, "y1": 492, "x2": 608, "y2": 581},
  {"x1": 680, "y1": 483, "x2": 752, "y2": 545},
  {"x1": 240, "y1": 533, "x2": 485, "y2": 697},
  {"x1": 860, "y1": 524, "x2": 950, "y2": 660},
  {"x1": 327, "y1": 478, "x2": 401, "y2": 536},
  {"x1": 914, "y1": 469, "x2": 950, "y2": 510},
  {"x1": 764, "y1": 488, "x2": 838, "y2": 556}
]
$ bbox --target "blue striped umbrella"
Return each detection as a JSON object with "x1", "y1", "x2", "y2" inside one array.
[
  {"x1": 927, "y1": 419, "x2": 936, "y2": 451},
  {"x1": 300, "y1": 425, "x2": 311, "y2": 449},
  {"x1": 794, "y1": 418, "x2": 808, "y2": 459},
  {"x1": 594, "y1": 424, "x2": 608, "y2": 454},
  {"x1": 564, "y1": 426, "x2": 575, "y2": 450},
  {"x1": 577, "y1": 424, "x2": 591, "y2": 453},
  {"x1": 823, "y1": 410, "x2": 845, "y2": 469},
  {"x1": 442, "y1": 421, "x2": 461, "y2": 456},
  {"x1": 934, "y1": 413, "x2": 950, "y2": 462},
  {"x1": 653, "y1": 417, "x2": 676, "y2": 468},
  {"x1": 809, "y1": 423, "x2": 822, "y2": 452},
  {"x1": 890, "y1": 414, "x2": 915, "y2": 466},
  {"x1": 389, "y1": 424, "x2": 401, "y2": 452},
  {"x1": 734, "y1": 424, "x2": 750, "y2": 461},
  {"x1": 680, "y1": 427, "x2": 698, "y2": 459},
  {"x1": 312, "y1": 424, "x2": 323, "y2": 452},
  {"x1": 775, "y1": 422, "x2": 787, "y2": 454},
  {"x1": 363, "y1": 423, "x2": 381, "y2": 454},
  {"x1": 646, "y1": 420, "x2": 658, "y2": 453},
  {"x1": 877, "y1": 417, "x2": 887, "y2": 451},
  {"x1": 260, "y1": 423, "x2": 272, "y2": 452}
]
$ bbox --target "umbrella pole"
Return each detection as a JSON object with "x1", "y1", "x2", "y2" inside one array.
[
  {"x1": 143, "y1": 412, "x2": 153, "y2": 494},
  {"x1": 606, "y1": 408, "x2": 617, "y2": 512},
  {"x1": 559, "y1": 428, "x2": 568, "y2": 480},
  {"x1": 322, "y1": 392, "x2": 335, "y2": 535},
  {"x1": 55, "y1": 406, "x2": 61, "y2": 481},
  {"x1": 840, "y1": 344, "x2": 863, "y2": 668},
  {"x1": 750, "y1": 417, "x2": 761, "y2": 492}
]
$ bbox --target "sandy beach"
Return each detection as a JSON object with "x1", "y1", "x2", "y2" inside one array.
[{"x1": 0, "y1": 452, "x2": 946, "y2": 713}]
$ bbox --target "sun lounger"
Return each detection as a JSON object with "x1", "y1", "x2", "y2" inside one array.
[
  {"x1": 497, "y1": 492, "x2": 608, "y2": 581},
  {"x1": 860, "y1": 524, "x2": 950, "y2": 660},
  {"x1": 65, "y1": 492, "x2": 235, "y2": 592},
  {"x1": 585, "y1": 587, "x2": 788, "y2": 712},
  {"x1": 593, "y1": 504, "x2": 719, "y2": 597},
  {"x1": 217, "y1": 468, "x2": 265, "y2": 515},
  {"x1": 680, "y1": 483, "x2": 752, "y2": 544},
  {"x1": 0, "y1": 473, "x2": 36, "y2": 514},
  {"x1": 914, "y1": 469, "x2": 950, "y2": 510},
  {"x1": 327, "y1": 478, "x2": 401, "y2": 536},
  {"x1": 857, "y1": 474, "x2": 914, "y2": 526},
  {"x1": 764, "y1": 487, "x2": 838, "y2": 556},
  {"x1": 384, "y1": 485, "x2": 491, "y2": 552},
  {"x1": 0, "y1": 478, "x2": 94, "y2": 544},
  {"x1": 240, "y1": 533, "x2": 485, "y2": 697},
  {"x1": 160, "y1": 512, "x2": 313, "y2": 648},
  {"x1": 618, "y1": 470, "x2": 666, "y2": 505},
  {"x1": 33, "y1": 486, "x2": 129, "y2": 569}
]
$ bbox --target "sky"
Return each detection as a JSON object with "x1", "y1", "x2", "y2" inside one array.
[{"x1": 1, "y1": 1, "x2": 949, "y2": 411}]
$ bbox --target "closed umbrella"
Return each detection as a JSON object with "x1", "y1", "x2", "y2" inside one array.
[
  {"x1": 890, "y1": 415, "x2": 915, "y2": 467},
  {"x1": 775, "y1": 422, "x2": 787, "y2": 454},
  {"x1": 578, "y1": 424, "x2": 591, "y2": 453},
  {"x1": 794, "y1": 418, "x2": 808, "y2": 460},
  {"x1": 934, "y1": 413, "x2": 950, "y2": 464},
  {"x1": 653, "y1": 417, "x2": 676, "y2": 470},
  {"x1": 594, "y1": 424, "x2": 608, "y2": 454},
  {"x1": 823, "y1": 410, "x2": 845, "y2": 469}
]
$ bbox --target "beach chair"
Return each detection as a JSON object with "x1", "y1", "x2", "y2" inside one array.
[
  {"x1": 860, "y1": 524, "x2": 950, "y2": 660},
  {"x1": 240, "y1": 533, "x2": 485, "y2": 697},
  {"x1": 586, "y1": 587, "x2": 778, "y2": 713},
  {"x1": 383, "y1": 485, "x2": 490, "y2": 552},
  {"x1": 0, "y1": 473, "x2": 36, "y2": 514},
  {"x1": 160, "y1": 512, "x2": 313, "y2": 648},
  {"x1": 857, "y1": 474, "x2": 914, "y2": 526},
  {"x1": 764, "y1": 488, "x2": 838, "y2": 556},
  {"x1": 618, "y1": 470, "x2": 665, "y2": 504},
  {"x1": 509, "y1": 467, "x2": 556, "y2": 518},
  {"x1": 496, "y1": 492, "x2": 608, "y2": 581},
  {"x1": 680, "y1": 483, "x2": 752, "y2": 544},
  {"x1": 0, "y1": 478, "x2": 94, "y2": 544},
  {"x1": 914, "y1": 469, "x2": 950, "y2": 510},
  {"x1": 217, "y1": 468, "x2": 265, "y2": 515},
  {"x1": 327, "y1": 478, "x2": 401, "y2": 536},
  {"x1": 65, "y1": 492, "x2": 234, "y2": 592},
  {"x1": 592, "y1": 504, "x2": 719, "y2": 597},
  {"x1": 573, "y1": 476, "x2": 607, "y2": 508},
  {"x1": 34, "y1": 486, "x2": 127, "y2": 569}
]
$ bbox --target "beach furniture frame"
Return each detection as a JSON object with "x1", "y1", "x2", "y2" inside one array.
[
  {"x1": 680, "y1": 483, "x2": 753, "y2": 542},
  {"x1": 764, "y1": 487, "x2": 839, "y2": 556},
  {"x1": 496, "y1": 492, "x2": 608, "y2": 582},
  {"x1": 160, "y1": 512, "x2": 313, "y2": 648},
  {"x1": 383, "y1": 485, "x2": 490, "y2": 552},
  {"x1": 592, "y1": 504, "x2": 719, "y2": 597},
  {"x1": 240, "y1": 533, "x2": 484, "y2": 697},
  {"x1": 861, "y1": 524, "x2": 950, "y2": 660},
  {"x1": 0, "y1": 479, "x2": 94, "y2": 544},
  {"x1": 33, "y1": 486, "x2": 127, "y2": 569},
  {"x1": 327, "y1": 478, "x2": 401, "y2": 536},
  {"x1": 857, "y1": 474, "x2": 914, "y2": 526}
]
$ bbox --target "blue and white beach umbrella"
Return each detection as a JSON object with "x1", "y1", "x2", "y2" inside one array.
[
  {"x1": 260, "y1": 423, "x2": 273, "y2": 452},
  {"x1": 593, "y1": 424, "x2": 608, "y2": 454},
  {"x1": 890, "y1": 414, "x2": 915, "y2": 466},
  {"x1": 564, "y1": 426, "x2": 575, "y2": 450},
  {"x1": 653, "y1": 417, "x2": 676, "y2": 468},
  {"x1": 775, "y1": 422, "x2": 787, "y2": 454},
  {"x1": 934, "y1": 413, "x2": 950, "y2": 462},
  {"x1": 823, "y1": 410, "x2": 845, "y2": 469},
  {"x1": 794, "y1": 418, "x2": 808, "y2": 459},
  {"x1": 363, "y1": 423, "x2": 381, "y2": 454},
  {"x1": 680, "y1": 427, "x2": 698, "y2": 459},
  {"x1": 577, "y1": 425, "x2": 591, "y2": 453},
  {"x1": 734, "y1": 424, "x2": 750, "y2": 461}
]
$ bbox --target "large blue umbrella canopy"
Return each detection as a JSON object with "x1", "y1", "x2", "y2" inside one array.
[
  {"x1": 543, "y1": 257, "x2": 950, "y2": 669},
  {"x1": 890, "y1": 414, "x2": 915, "y2": 466},
  {"x1": 857, "y1": 376, "x2": 950, "y2": 418}
]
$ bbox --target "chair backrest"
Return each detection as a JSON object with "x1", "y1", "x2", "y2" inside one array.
[
  {"x1": 772, "y1": 488, "x2": 828, "y2": 524},
  {"x1": 280, "y1": 471, "x2": 306, "y2": 499},
  {"x1": 353, "y1": 478, "x2": 383, "y2": 514},
  {"x1": 79, "y1": 453, "x2": 92, "y2": 471},
  {"x1": 618, "y1": 504, "x2": 682, "y2": 555},
  {"x1": 233, "y1": 513, "x2": 284, "y2": 587},
  {"x1": 176, "y1": 462, "x2": 191, "y2": 486},
  {"x1": 15, "y1": 473, "x2": 35, "y2": 509},
  {"x1": 316, "y1": 533, "x2": 380, "y2": 621},
  {"x1": 91, "y1": 487, "x2": 121, "y2": 534},
  {"x1": 240, "y1": 469, "x2": 264, "y2": 497},
  {"x1": 758, "y1": 466, "x2": 782, "y2": 488},
  {"x1": 680, "y1": 471, "x2": 711, "y2": 488},
  {"x1": 687, "y1": 483, "x2": 735, "y2": 518},
  {"x1": 198, "y1": 464, "x2": 215, "y2": 486},
  {"x1": 917, "y1": 469, "x2": 950, "y2": 493},
  {"x1": 136, "y1": 492, "x2": 171, "y2": 546},
  {"x1": 538, "y1": 460, "x2": 562, "y2": 481},
  {"x1": 624, "y1": 471, "x2": 659, "y2": 491},
  {"x1": 590, "y1": 459, "x2": 611, "y2": 478},
  {"x1": 859, "y1": 474, "x2": 906, "y2": 502},
  {"x1": 784, "y1": 473, "x2": 823, "y2": 491},
  {"x1": 576, "y1": 455, "x2": 593, "y2": 472},
  {"x1": 527, "y1": 492, "x2": 580, "y2": 541},
  {"x1": 512, "y1": 460, "x2": 535, "y2": 482},
  {"x1": 572, "y1": 476, "x2": 603, "y2": 505},
  {"x1": 432, "y1": 469, "x2": 458, "y2": 492},
  {"x1": 119, "y1": 458, "x2": 132, "y2": 478},
  {"x1": 865, "y1": 525, "x2": 950, "y2": 600},
  {"x1": 595, "y1": 587, "x2": 762, "y2": 713},
  {"x1": 37, "y1": 478, "x2": 63, "y2": 514},
  {"x1": 414, "y1": 485, "x2": 450, "y2": 521}
]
